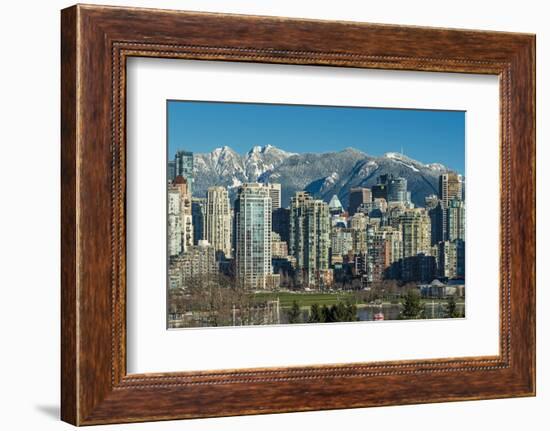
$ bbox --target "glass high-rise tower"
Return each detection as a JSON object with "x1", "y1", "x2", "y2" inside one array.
[
  {"x1": 234, "y1": 183, "x2": 273, "y2": 290},
  {"x1": 173, "y1": 150, "x2": 194, "y2": 191}
]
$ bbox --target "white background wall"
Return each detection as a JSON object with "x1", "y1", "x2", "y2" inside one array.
[{"x1": 0, "y1": 0, "x2": 546, "y2": 429}]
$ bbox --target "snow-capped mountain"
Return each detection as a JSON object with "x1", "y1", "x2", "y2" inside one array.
[
  {"x1": 245, "y1": 144, "x2": 296, "y2": 180},
  {"x1": 192, "y1": 145, "x2": 295, "y2": 197},
  {"x1": 191, "y1": 145, "x2": 457, "y2": 208}
]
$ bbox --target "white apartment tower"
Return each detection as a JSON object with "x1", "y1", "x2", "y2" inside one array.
[
  {"x1": 266, "y1": 183, "x2": 282, "y2": 210},
  {"x1": 400, "y1": 208, "x2": 432, "y2": 258},
  {"x1": 168, "y1": 176, "x2": 193, "y2": 256},
  {"x1": 205, "y1": 186, "x2": 232, "y2": 259}
]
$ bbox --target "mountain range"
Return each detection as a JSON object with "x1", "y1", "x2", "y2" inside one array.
[{"x1": 192, "y1": 144, "x2": 455, "y2": 208}]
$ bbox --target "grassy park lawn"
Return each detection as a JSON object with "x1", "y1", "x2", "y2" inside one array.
[
  {"x1": 251, "y1": 290, "x2": 463, "y2": 309},
  {"x1": 251, "y1": 291, "x2": 362, "y2": 308}
]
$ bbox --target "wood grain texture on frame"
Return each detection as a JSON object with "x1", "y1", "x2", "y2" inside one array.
[{"x1": 61, "y1": 4, "x2": 535, "y2": 425}]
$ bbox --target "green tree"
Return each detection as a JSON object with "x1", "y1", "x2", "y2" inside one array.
[
  {"x1": 399, "y1": 289, "x2": 424, "y2": 320},
  {"x1": 332, "y1": 302, "x2": 347, "y2": 322},
  {"x1": 446, "y1": 296, "x2": 463, "y2": 318},
  {"x1": 321, "y1": 301, "x2": 358, "y2": 322},
  {"x1": 346, "y1": 302, "x2": 358, "y2": 321},
  {"x1": 321, "y1": 304, "x2": 332, "y2": 322},
  {"x1": 287, "y1": 300, "x2": 302, "y2": 324},
  {"x1": 308, "y1": 303, "x2": 323, "y2": 323}
]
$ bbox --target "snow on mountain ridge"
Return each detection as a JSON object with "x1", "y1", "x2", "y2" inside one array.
[
  {"x1": 383, "y1": 152, "x2": 452, "y2": 173},
  {"x1": 192, "y1": 145, "x2": 455, "y2": 207},
  {"x1": 193, "y1": 145, "x2": 294, "y2": 193},
  {"x1": 426, "y1": 163, "x2": 447, "y2": 171}
]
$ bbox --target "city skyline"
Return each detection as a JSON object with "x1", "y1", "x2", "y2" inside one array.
[
  {"x1": 168, "y1": 167, "x2": 465, "y2": 327},
  {"x1": 168, "y1": 100, "x2": 466, "y2": 174},
  {"x1": 167, "y1": 101, "x2": 466, "y2": 329}
]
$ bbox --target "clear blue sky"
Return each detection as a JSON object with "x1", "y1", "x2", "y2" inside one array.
[{"x1": 168, "y1": 100, "x2": 465, "y2": 173}]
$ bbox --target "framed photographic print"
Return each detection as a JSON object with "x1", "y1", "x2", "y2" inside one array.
[{"x1": 61, "y1": 4, "x2": 536, "y2": 425}]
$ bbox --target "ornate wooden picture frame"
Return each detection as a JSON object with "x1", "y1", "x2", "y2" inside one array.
[{"x1": 61, "y1": 4, "x2": 535, "y2": 425}]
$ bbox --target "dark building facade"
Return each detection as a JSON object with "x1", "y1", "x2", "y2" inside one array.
[
  {"x1": 272, "y1": 207, "x2": 290, "y2": 243},
  {"x1": 191, "y1": 197, "x2": 206, "y2": 245},
  {"x1": 429, "y1": 202, "x2": 447, "y2": 246},
  {"x1": 348, "y1": 187, "x2": 372, "y2": 216},
  {"x1": 371, "y1": 183, "x2": 388, "y2": 201},
  {"x1": 401, "y1": 253, "x2": 436, "y2": 282},
  {"x1": 168, "y1": 160, "x2": 176, "y2": 182}
]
